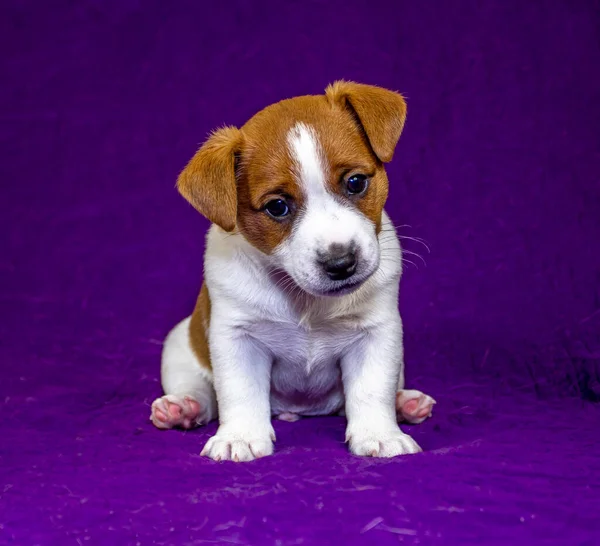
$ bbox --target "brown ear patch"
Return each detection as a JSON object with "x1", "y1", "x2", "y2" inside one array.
[
  {"x1": 177, "y1": 126, "x2": 243, "y2": 232},
  {"x1": 325, "y1": 80, "x2": 406, "y2": 163}
]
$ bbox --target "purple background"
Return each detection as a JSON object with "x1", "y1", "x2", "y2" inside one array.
[{"x1": 2, "y1": 1, "x2": 599, "y2": 544}]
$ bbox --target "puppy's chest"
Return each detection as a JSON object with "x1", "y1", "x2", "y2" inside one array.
[
  {"x1": 252, "y1": 318, "x2": 360, "y2": 408},
  {"x1": 249, "y1": 315, "x2": 363, "y2": 369}
]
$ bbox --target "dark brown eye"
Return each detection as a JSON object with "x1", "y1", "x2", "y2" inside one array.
[
  {"x1": 264, "y1": 199, "x2": 290, "y2": 219},
  {"x1": 346, "y1": 174, "x2": 369, "y2": 195}
]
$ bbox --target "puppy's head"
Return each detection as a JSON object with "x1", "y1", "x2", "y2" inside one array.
[{"x1": 178, "y1": 81, "x2": 406, "y2": 296}]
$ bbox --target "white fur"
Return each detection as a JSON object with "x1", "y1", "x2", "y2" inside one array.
[
  {"x1": 160, "y1": 317, "x2": 212, "y2": 394},
  {"x1": 154, "y1": 122, "x2": 431, "y2": 461},
  {"x1": 281, "y1": 123, "x2": 380, "y2": 296},
  {"x1": 287, "y1": 122, "x2": 327, "y2": 198}
]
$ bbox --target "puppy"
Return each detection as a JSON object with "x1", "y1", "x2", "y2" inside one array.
[{"x1": 151, "y1": 81, "x2": 435, "y2": 461}]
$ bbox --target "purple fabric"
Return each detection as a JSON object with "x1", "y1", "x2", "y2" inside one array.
[{"x1": 1, "y1": 1, "x2": 599, "y2": 544}]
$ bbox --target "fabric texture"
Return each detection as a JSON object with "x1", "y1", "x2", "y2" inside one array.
[{"x1": 1, "y1": 1, "x2": 599, "y2": 544}]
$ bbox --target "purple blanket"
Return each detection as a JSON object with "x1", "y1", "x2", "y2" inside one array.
[{"x1": 1, "y1": 1, "x2": 599, "y2": 544}]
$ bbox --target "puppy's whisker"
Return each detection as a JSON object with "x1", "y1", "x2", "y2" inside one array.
[
  {"x1": 377, "y1": 254, "x2": 418, "y2": 270},
  {"x1": 398, "y1": 236, "x2": 431, "y2": 253},
  {"x1": 402, "y1": 249, "x2": 427, "y2": 266},
  {"x1": 275, "y1": 277, "x2": 298, "y2": 296}
]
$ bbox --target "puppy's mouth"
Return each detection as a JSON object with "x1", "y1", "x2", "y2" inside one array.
[
  {"x1": 313, "y1": 276, "x2": 370, "y2": 297},
  {"x1": 321, "y1": 281, "x2": 361, "y2": 296},
  {"x1": 276, "y1": 274, "x2": 367, "y2": 299}
]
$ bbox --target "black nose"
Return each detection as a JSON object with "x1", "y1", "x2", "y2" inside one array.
[{"x1": 319, "y1": 246, "x2": 357, "y2": 281}]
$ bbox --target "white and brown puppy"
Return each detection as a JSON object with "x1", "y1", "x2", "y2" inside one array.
[{"x1": 151, "y1": 81, "x2": 435, "y2": 462}]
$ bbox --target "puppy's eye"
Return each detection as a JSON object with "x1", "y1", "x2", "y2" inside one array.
[
  {"x1": 264, "y1": 198, "x2": 290, "y2": 219},
  {"x1": 346, "y1": 174, "x2": 369, "y2": 195}
]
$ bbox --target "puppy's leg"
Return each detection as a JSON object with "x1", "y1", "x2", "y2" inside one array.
[
  {"x1": 395, "y1": 352, "x2": 436, "y2": 424},
  {"x1": 150, "y1": 317, "x2": 217, "y2": 430},
  {"x1": 200, "y1": 319, "x2": 275, "y2": 462},
  {"x1": 341, "y1": 317, "x2": 421, "y2": 458}
]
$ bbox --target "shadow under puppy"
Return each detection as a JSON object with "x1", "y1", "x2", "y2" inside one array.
[{"x1": 151, "y1": 81, "x2": 435, "y2": 462}]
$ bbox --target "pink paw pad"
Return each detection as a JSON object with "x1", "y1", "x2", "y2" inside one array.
[
  {"x1": 150, "y1": 395, "x2": 203, "y2": 430},
  {"x1": 396, "y1": 390, "x2": 436, "y2": 424},
  {"x1": 277, "y1": 412, "x2": 301, "y2": 422}
]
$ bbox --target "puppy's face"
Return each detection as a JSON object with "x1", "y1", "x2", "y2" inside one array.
[
  {"x1": 178, "y1": 81, "x2": 406, "y2": 297},
  {"x1": 238, "y1": 109, "x2": 389, "y2": 297}
]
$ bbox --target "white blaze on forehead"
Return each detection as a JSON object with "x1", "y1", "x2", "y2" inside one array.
[{"x1": 287, "y1": 122, "x2": 328, "y2": 199}]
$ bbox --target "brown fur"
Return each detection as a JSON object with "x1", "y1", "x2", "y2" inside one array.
[
  {"x1": 189, "y1": 283, "x2": 212, "y2": 370},
  {"x1": 177, "y1": 126, "x2": 243, "y2": 232},
  {"x1": 325, "y1": 80, "x2": 407, "y2": 163}
]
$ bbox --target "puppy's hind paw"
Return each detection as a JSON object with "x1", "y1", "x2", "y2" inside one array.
[
  {"x1": 150, "y1": 394, "x2": 207, "y2": 430},
  {"x1": 396, "y1": 389, "x2": 436, "y2": 424}
]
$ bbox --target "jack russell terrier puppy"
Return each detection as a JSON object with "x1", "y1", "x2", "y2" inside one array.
[{"x1": 150, "y1": 81, "x2": 435, "y2": 462}]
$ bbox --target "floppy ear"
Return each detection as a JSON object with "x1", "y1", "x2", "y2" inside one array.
[
  {"x1": 325, "y1": 80, "x2": 407, "y2": 163},
  {"x1": 177, "y1": 126, "x2": 243, "y2": 232}
]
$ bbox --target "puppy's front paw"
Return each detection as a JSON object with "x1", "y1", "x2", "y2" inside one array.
[
  {"x1": 201, "y1": 425, "x2": 275, "y2": 462},
  {"x1": 347, "y1": 427, "x2": 422, "y2": 458}
]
